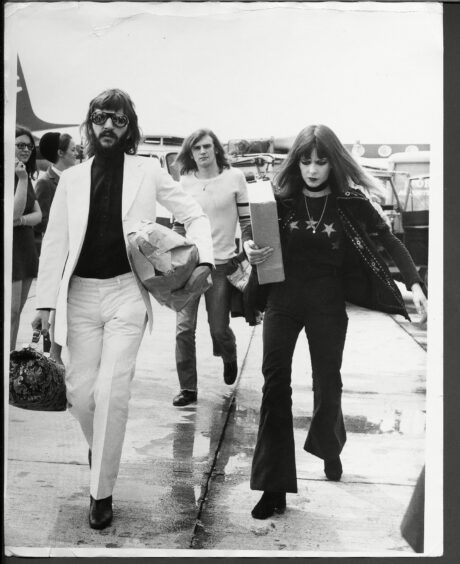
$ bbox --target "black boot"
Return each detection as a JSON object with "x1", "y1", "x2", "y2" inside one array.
[
  {"x1": 251, "y1": 492, "x2": 286, "y2": 519},
  {"x1": 88, "y1": 449, "x2": 92, "y2": 469},
  {"x1": 223, "y1": 360, "x2": 238, "y2": 385},
  {"x1": 89, "y1": 495, "x2": 113, "y2": 529},
  {"x1": 324, "y1": 456, "x2": 343, "y2": 481}
]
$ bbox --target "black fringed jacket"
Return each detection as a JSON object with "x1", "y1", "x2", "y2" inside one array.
[{"x1": 244, "y1": 188, "x2": 425, "y2": 322}]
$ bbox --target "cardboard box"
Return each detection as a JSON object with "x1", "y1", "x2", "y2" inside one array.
[{"x1": 248, "y1": 178, "x2": 285, "y2": 284}]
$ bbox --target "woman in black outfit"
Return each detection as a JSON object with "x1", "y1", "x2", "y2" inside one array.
[
  {"x1": 244, "y1": 124, "x2": 427, "y2": 519},
  {"x1": 11, "y1": 125, "x2": 42, "y2": 350}
]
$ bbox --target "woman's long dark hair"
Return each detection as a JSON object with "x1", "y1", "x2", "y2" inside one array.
[
  {"x1": 83, "y1": 88, "x2": 141, "y2": 157},
  {"x1": 275, "y1": 124, "x2": 375, "y2": 200},
  {"x1": 15, "y1": 125, "x2": 38, "y2": 178},
  {"x1": 175, "y1": 128, "x2": 230, "y2": 175}
]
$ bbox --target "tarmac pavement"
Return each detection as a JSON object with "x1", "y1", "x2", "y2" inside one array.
[{"x1": 5, "y1": 280, "x2": 427, "y2": 556}]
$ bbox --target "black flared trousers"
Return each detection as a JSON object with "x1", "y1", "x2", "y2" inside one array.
[{"x1": 250, "y1": 274, "x2": 348, "y2": 493}]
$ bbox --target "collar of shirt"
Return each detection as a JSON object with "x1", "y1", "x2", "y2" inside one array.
[{"x1": 93, "y1": 148, "x2": 125, "y2": 169}]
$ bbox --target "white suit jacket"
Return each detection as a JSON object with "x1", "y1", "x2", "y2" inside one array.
[{"x1": 36, "y1": 154, "x2": 214, "y2": 345}]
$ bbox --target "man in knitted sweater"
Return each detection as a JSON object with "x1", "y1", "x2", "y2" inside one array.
[{"x1": 172, "y1": 129, "x2": 252, "y2": 406}]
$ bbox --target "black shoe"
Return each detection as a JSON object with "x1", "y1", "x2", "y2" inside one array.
[
  {"x1": 89, "y1": 495, "x2": 113, "y2": 530},
  {"x1": 172, "y1": 390, "x2": 197, "y2": 407},
  {"x1": 88, "y1": 449, "x2": 92, "y2": 469},
  {"x1": 223, "y1": 360, "x2": 238, "y2": 385},
  {"x1": 324, "y1": 457, "x2": 343, "y2": 481},
  {"x1": 251, "y1": 492, "x2": 286, "y2": 519}
]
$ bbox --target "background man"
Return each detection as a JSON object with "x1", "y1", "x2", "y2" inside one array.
[
  {"x1": 33, "y1": 89, "x2": 213, "y2": 530},
  {"x1": 172, "y1": 128, "x2": 251, "y2": 407}
]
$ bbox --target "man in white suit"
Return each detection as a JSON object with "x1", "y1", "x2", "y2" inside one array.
[{"x1": 33, "y1": 89, "x2": 214, "y2": 530}]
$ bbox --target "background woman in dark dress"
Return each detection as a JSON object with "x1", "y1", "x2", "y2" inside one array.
[
  {"x1": 11, "y1": 125, "x2": 42, "y2": 350},
  {"x1": 244, "y1": 124, "x2": 427, "y2": 519}
]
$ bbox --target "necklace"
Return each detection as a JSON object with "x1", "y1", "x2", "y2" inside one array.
[
  {"x1": 195, "y1": 171, "x2": 218, "y2": 191},
  {"x1": 304, "y1": 194, "x2": 328, "y2": 234}
]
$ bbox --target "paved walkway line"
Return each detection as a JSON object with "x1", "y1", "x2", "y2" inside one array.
[{"x1": 190, "y1": 323, "x2": 258, "y2": 548}]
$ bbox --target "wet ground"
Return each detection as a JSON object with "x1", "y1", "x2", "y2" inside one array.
[{"x1": 5, "y1": 280, "x2": 428, "y2": 556}]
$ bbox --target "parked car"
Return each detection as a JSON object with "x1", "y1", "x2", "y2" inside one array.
[
  {"x1": 365, "y1": 167, "x2": 429, "y2": 287},
  {"x1": 137, "y1": 134, "x2": 185, "y2": 225}
]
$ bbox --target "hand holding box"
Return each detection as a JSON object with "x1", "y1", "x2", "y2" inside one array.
[{"x1": 248, "y1": 179, "x2": 285, "y2": 285}]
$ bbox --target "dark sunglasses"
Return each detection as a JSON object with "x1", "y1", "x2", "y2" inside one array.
[
  {"x1": 90, "y1": 110, "x2": 129, "y2": 128},
  {"x1": 16, "y1": 142, "x2": 34, "y2": 151}
]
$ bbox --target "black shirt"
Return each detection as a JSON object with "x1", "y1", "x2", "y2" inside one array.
[
  {"x1": 73, "y1": 152, "x2": 131, "y2": 278},
  {"x1": 280, "y1": 193, "x2": 345, "y2": 280}
]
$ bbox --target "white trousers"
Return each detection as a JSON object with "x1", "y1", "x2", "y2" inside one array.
[{"x1": 66, "y1": 273, "x2": 147, "y2": 499}]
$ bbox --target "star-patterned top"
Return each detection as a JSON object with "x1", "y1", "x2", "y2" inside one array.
[{"x1": 280, "y1": 194, "x2": 345, "y2": 279}]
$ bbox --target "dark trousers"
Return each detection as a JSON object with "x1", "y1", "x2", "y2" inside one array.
[
  {"x1": 250, "y1": 274, "x2": 348, "y2": 493},
  {"x1": 175, "y1": 263, "x2": 237, "y2": 391}
]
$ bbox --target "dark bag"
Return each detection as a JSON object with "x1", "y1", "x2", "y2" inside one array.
[
  {"x1": 233, "y1": 266, "x2": 266, "y2": 326},
  {"x1": 227, "y1": 253, "x2": 251, "y2": 292},
  {"x1": 9, "y1": 331, "x2": 67, "y2": 412}
]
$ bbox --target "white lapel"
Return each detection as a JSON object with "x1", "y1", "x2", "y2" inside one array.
[
  {"x1": 122, "y1": 155, "x2": 144, "y2": 218},
  {"x1": 69, "y1": 157, "x2": 93, "y2": 229}
]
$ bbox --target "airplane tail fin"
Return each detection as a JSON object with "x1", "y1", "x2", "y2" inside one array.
[{"x1": 16, "y1": 57, "x2": 79, "y2": 131}]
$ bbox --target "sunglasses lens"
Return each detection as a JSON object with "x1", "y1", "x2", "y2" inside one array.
[
  {"x1": 91, "y1": 111, "x2": 128, "y2": 128},
  {"x1": 113, "y1": 115, "x2": 128, "y2": 127},
  {"x1": 16, "y1": 143, "x2": 33, "y2": 150},
  {"x1": 91, "y1": 112, "x2": 107, "y2": 125}
]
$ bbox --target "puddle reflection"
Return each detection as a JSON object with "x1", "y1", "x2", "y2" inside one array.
[{"x1": 136, "y1": 389, "x2": 425, "y2": 504}]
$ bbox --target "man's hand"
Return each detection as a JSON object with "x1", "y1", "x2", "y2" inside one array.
[
  {"x1": 184, "y1": 265, "x2": 212, "y2": 293},
  {"x1": 32, "y1": 309, "x2": 52, "y2": 336},
  {"x1": 411, "y1": 283, "x2": 427, "y2": 325},
  {"x1": 243, "y1": 240, "x2": 274, "y2": 265}
]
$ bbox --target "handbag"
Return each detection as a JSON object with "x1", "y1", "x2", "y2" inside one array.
[
  {"x1": 227, "y1": 254, "x2": 251, "y2": 292},
  {"x1": 9, "y1": 331, "x2": 67, "y2": 411}
]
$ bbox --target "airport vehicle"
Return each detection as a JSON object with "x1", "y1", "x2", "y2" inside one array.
[
  {"x1": 16, "y1": 57, "x2": 84, "y2": 168},
  {"x1": 366, "y1": 167, "x2": 429, "y2": 287},
  {"x1": 16, "y1": 57, "x2": 80, "y2": 137},
  {"x1": 226, "y1": 137, "x2": 286, "y2": 181},
  {"x1": 136, "y1": 135, "x2": 185, "y2": 225},
  {"x1": 137, "y1": 134, "x2": 184, "y2": 182},
  {"x1": 16, "y1": 56, "x2": 182, "y2": 224}
]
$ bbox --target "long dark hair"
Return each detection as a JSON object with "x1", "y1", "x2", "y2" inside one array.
[
  {"x1": 83, "y1": 89, "x2": 141, "y2": 157},
  {"x1": 175, "y1": 128, "x2": 230, "y2": 175},
  {"x1": 275, "y1": 124, "x2": 375, "y2": 199},
  {"x1": 15, "y1": 125, "x2": 37, "y2": 178}
]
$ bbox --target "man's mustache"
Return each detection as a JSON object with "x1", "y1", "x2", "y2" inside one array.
[{"x1": 98, "y1": 131, "x2": 118, "y2": 139}]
